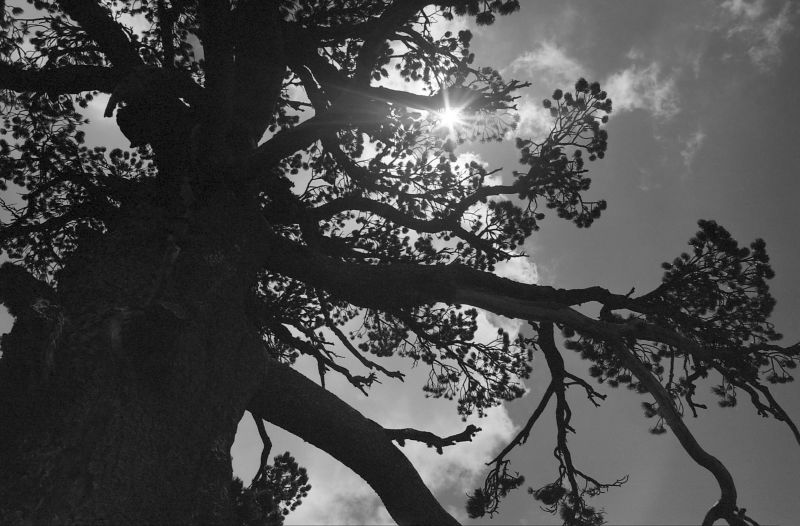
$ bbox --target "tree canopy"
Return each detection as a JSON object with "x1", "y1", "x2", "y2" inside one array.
[{"x1": 0, "y1": 1, "x2": 798, "y2": 525}]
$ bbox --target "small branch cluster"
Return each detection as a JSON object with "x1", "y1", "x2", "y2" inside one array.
[
  {"x1": 230, "y1": 413, "x2": 312, "y2": 526},
  {"x1": 470, "y1": 323, "x2": 622, "y2": 523}
]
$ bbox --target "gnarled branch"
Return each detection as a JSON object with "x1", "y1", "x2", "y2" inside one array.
[
  {"x1": 611, "y1": 340, "x2": 755, "y2": 526},
  {"x1": 385, "y1": 424, "x2": 480, "y2": 453}
]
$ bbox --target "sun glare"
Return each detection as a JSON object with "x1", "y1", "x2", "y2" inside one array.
[{"x1": 437, "y1": 106, "x2": 464, "y2": 131}]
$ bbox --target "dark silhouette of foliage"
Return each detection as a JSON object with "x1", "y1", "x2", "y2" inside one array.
[{"x1": 231, "y1": 452, "x2": 311, "y2": 526}]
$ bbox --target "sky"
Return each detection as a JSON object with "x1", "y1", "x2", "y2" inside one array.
[
  {"x1": 231, "y1": 2, "x2": 800, "y2": 525},
  {"x1": 2, "y1": 1, "x2": 799, "y2": 525}
]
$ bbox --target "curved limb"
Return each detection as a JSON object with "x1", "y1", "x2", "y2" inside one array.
[
  {"x1": 611, "y1": 340, "x2": 757, "y2": 526},
  {"x1": 249, "y1": 360, "x2": 460, "y2": 526}
]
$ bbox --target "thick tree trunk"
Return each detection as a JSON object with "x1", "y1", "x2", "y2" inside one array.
[
  {"x1": 0, "y1": 166, "x2": 461, "y2": 524},
  {"x1": 0, "y1": 186, "x2": 268, "y2": 524}
]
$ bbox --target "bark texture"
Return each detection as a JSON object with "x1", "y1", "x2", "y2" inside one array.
[{"x1": 0, "y1": 187, "x2": 269, "y2": 523}]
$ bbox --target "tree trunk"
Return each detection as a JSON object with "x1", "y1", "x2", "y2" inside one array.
[
  {"x1": 0, "y1": 183, "x2": 268, "y2": 524},
  {"x1": 0, "y1": 154, "x2": 462, "y2": 524}
]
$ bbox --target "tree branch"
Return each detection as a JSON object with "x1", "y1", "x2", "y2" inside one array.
[
  {"x1": 0, "y1": 63, "x2": 120, "y2": 94},
  {"x1": 353, "y1": 0, "x2": 430, "y2": 84},
  {"x1": 489, "y1": 383, "x2": 554, "y2": 464},
  {"x1": 268, "y1": 320, "x2": 374, "y2": 394},
  {"x1": 385, "y1": 424, "x2": 481, "y2": 454},
  {"x1": 243, "y1": 109, "x2": 345, "y2": 177},
  {"x1": 318, "y1": 300, "x2": 406, "y2": 381},
  {"x1": 250, "y1": 360, "x2": 460, "y2": 526},
  {"x1": 611, "y1": 340, "x2": 754, "y2": 526},
  {"x1": 250, "y1": 412, "x2": 272, "y2": 486},
  {"x1": 258, "y1": 232, "x2": 680, "y2": 325},
  {"x1": 310, "y1": 194, "x2": 507, "y2": 259},
  {"x1": 259, "y1": 234, "x2": 797, "y2": 421},
  {"x1": 57, "y1": 0, "x2": 143, "y2": 69}
]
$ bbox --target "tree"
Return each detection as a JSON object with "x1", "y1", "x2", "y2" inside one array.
[{"x1": 0, "y1": 1, "x2": 797, "y2": 525}]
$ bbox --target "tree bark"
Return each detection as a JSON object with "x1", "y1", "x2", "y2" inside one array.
[{"x1": 0, "y1": 184, "x2": 269, "y2": 523}]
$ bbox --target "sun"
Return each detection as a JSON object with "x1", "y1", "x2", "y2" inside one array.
[{"x1": 438, "y1": 106, "x2": 463, "y2": 128}]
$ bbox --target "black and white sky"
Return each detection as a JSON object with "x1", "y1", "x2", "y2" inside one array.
[{"x1": 230, "y1": 2, "x2": 800, "y2": 524}]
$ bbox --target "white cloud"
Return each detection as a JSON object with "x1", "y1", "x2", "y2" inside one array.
[
  {"x1": 495, "y1": 255, "x2": 539, "y2": 285},
  {"x1": 603, "y1": 63, "x2": 680, "y2": 119},
  {"x1": 284, "y1": 458, "x2": 391, "y2": 525},
  {"x1": 680, "y1": 129, "x2": 707, "y2": 172},
  {"x1": 482, "y1": 310, "x2": 523, "y2": 342},
  {"x1": 514, "y1": 96, "x2": 555, "y2": 138},
  {"x1": 508, "y1": 42, "x2": 585, "y2": 86},
  {"x1": 509, "y1": 44, "x2": 681, "y2": 131},
  {"x1": 747, "y1": 3, "x2": 794, "y2": 70},
  {"x1": 722, "y1": 1, "x2": 796, "y2": 71},
  {"x1": 722, "y1": 0, "x2": 765, "y2": 20}
]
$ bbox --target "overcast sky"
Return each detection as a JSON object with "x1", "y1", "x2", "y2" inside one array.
[
  {"x1": 2, "y1": 1, "x2": 799, "y2": 524},
  {"x1": 231, "y1": 1, "x2": 800, "y2": 525}
]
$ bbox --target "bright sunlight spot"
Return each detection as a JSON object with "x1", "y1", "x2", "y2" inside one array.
[
  {"x1": 438, "y1": 106, "x2": 463, "y2": 128},
  {"x1": 436, "y1": 104, "x2": 465, "y2": 136}
]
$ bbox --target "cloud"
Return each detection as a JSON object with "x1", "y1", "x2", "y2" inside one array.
[
  {"x1": 495, "y1": 255, "x2": 539, "y2": 285},
  {"x1": 680, "y1": 129, "x2": 707, "y2": 172},
  {"x1": 284, "y1": 458, "x2": 392, "y2": 525},
  {"x1": 508, "y1": 42, "x2": 585, "y2": 86},
  {"x1": 722, "y1": 0, "x2": 766, "y2": 19},
  {"x1": 721, "y1": 1, "x2": 796, "y2": 71},
  {"x1": 514, "y1": 96, "x2": 555, "y2": 138},
  {"x1": 603, "y1": 63, "x2": 680, "y2": 119},
  {"x1": 506, "y1": 42, "x2": 585, "y2": 137},
  {"x1": 508, "y1": 43, "x2": 681, "y2": 131},
  {"x1": 746, "y1": 4, "x2": 794, "y2": 70}
]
